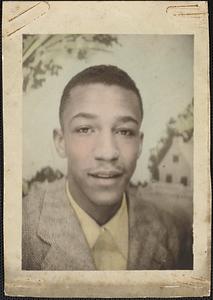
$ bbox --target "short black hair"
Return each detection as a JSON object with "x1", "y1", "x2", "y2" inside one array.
[{"x1": 59, "y1": 65, "x2": 143, "y2": 128}]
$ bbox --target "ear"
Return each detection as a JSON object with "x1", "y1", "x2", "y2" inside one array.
[
  {"x1": 53, "y1": 128, "x2": 66, "y2": 158},
  {"x1": 137, "y1": 132, "x2": 144, "y2": 158}
]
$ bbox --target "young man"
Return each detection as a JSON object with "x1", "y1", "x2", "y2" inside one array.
[{"x1": 22, "y1": 65, "x2": 193, "y2": 270}]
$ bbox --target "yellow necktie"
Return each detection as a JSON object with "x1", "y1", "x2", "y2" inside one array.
[{"x1": 92, "y1": 228, "x2": 126, "y2": 270}]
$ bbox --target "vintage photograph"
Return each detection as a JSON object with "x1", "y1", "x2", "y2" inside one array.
[
  {"x1": 3, "y1": 1, "x2": 210, "y2": 298},
  {"x1": 22, "y1": 34, "x2": 194, "y2": 271}
]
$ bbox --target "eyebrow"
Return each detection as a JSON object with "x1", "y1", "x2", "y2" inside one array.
[
  {"x1": 116, "y1": 116, "x2": 139, "y2": 125},
  {"x1": 71, "y1": 112, "x2": 98, "y2": 121},
  {"x1": 70, "y1": 113, "x2": 139, "y2": 125}
]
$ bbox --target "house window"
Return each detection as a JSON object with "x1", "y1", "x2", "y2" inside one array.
[
  {"x1": 166, "y1": 174, "x2": 172, "y2": 183},
  {"x1": 180, "y1": 176, "x2": 188, "y2": 186},
  {"x1": 173, "y1": 155, "x2": 179, "y2": 163}
]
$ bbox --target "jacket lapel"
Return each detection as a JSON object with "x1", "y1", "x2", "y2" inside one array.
[
  {"x1": 37, "y1": 179, "x2": 95, "y2": 270},
  {"x1": 127, "y1": 187, "x2": 171, "y2": 270}
]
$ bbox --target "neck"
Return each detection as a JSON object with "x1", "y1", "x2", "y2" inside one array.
[
  {"x1": 88, "y1": 201, "x2": 122, "y2": 225},
  {"x1": 67, "y1": 178, "x2": 122, "y2": 225}
]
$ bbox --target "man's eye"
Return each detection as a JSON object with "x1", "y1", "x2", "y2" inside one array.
[
  {"x1": 77, "y1": 127, "x2": 94, "y2": 134},
  {"x1": 116, "y1": 129, "x2": 134, "y2": 136}
]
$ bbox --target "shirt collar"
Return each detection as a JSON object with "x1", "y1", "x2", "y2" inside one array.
[{"x1": 66, "y1": 180, "x2": 128, "y2": 259}]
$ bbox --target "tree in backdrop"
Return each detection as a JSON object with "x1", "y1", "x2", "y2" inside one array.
[
  {"x1": 148, "y1": 99, "x2": 193, "y2": 181},
  {"x1": 23, "y1": 34, "x2": 120, "y2": 92},
  {"x1": 23, "y1": 166, "x2": 64, "y2": 197}
]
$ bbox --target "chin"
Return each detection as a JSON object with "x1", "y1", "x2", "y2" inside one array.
[{"x1": 89, "y1": 190, "x2": 124, "y2": 207}]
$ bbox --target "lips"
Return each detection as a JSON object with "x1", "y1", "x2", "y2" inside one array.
[{"x1": 88, "y1": 170, "x2": 123, "y2": 180}]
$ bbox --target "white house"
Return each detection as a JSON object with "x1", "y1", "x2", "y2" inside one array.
[{"x1": 158, "y1": 136, "x2": 193, "y2": 187}]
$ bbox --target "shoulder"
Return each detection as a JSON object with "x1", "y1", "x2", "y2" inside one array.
[
  {"x1": 23, "y1": 178, "x2": 65, "y2": 206},
  {"x1": 23, "y1": 181, "x2": 46, "y2": 217},
  {"x1": 127, "y1": 184, "x2": 174, "y2": 224},
  {"x1": 23, "y1": 178, "x2": 66, "y2": 227},
  {"x1": 22, "y1": 178, "x2": 66, "y2": 269},
  {"x1": 127, "y1": 184, "x2": 188, "y2": 236},
  {"x1": 127, "y1": 184, "x2": 193, "y2": 269}
]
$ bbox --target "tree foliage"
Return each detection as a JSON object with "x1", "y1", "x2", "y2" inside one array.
[
  {"x1": 23, "y1": 166, "x2": 64, "y2": 196},
  {"x1": 23, "y1": 34, "x2": 119, "y2": 92},
  {"x1": 148, "y1": 99, "x2": 193, "y2": 181}
]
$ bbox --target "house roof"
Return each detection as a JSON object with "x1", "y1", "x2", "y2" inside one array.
[{"x1": 158, "y1": 134, "x2": 193, "y2": 167}]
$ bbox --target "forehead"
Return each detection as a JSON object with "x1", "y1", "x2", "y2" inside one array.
[{"x1": 63, "y1": 83, "x2": 141, "y2": 123}]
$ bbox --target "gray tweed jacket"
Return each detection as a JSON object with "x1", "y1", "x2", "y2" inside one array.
[{"x1": 22, "y1": 178, "x2": 193, "y2": 270}]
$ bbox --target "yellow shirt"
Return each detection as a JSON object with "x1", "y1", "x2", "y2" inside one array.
[{"x1": 66, "y1": 181, "x2": 128, "y2": 270}]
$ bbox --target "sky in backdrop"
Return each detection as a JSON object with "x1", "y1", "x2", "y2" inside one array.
[{"x1": 23, "y1": 34, "x2": 193, "y2": 183}]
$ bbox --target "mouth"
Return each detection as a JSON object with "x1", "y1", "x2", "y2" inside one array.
[{"x1": 88, "y1": 170, "x2": 123, "y2": 180}]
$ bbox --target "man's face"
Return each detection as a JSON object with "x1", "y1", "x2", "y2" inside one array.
[{"x1": 55, "y1": 83, "x2": 143, "y2": 207}]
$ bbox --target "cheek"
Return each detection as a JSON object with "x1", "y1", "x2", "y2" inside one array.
[
  {"x1": 64, "y1": 137, "x2": 95, "y2": 160},
  {"x1": 117, "y1": 140, "x2": 140, "y2": 165}
]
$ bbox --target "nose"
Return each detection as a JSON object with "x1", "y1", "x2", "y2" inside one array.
[{"x1": 94, "y1": 130, "x2": 119, "y2": 161}]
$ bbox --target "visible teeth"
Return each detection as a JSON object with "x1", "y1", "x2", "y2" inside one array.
[{"x1": 91, "y1": 174, "x2": 115, "y2": 178}]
